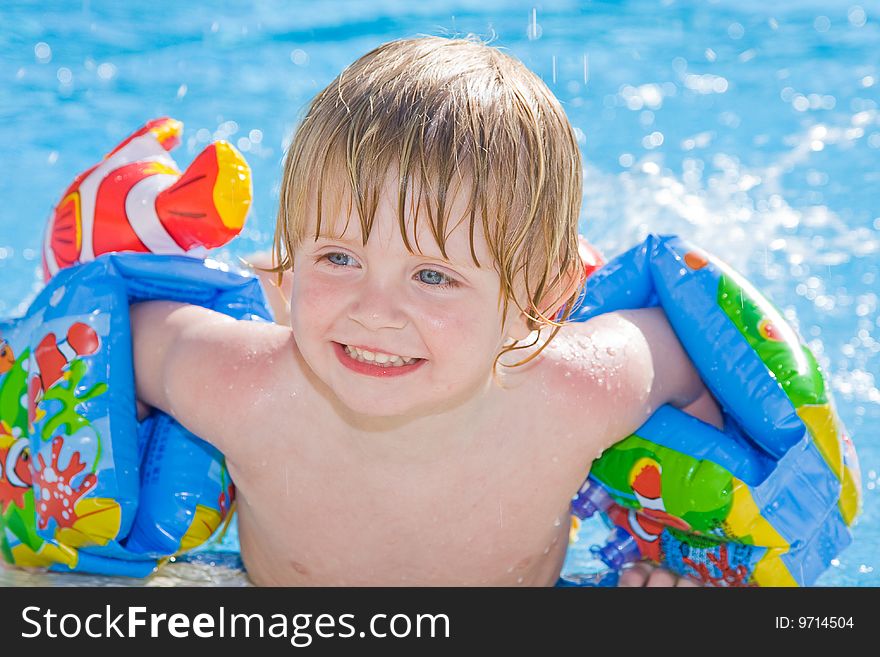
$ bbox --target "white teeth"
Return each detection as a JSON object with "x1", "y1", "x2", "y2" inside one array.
[{"x1": 343, "y1": 344, "x2": 418, "y2": 366}]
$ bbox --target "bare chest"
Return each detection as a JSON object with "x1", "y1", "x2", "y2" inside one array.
[{"x1": 227, "y1": 380, "x2": 594, "y2": 586}]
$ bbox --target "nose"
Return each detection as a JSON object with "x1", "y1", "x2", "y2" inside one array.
[{"x1": 347, "y1": 276, "x2": 408, "y2": 331}]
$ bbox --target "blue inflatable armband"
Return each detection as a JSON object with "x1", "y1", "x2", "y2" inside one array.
[
  {"x1": 567, "y1": 235, "x2": 861, "y2": 586},
  {"x1": 0, "y1": 253, "x2": 270, "y2": 576}
]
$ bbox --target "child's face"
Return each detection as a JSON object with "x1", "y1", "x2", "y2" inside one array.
[{"x1": 289, "y1": 172, "x2": 531, "y2": 420}]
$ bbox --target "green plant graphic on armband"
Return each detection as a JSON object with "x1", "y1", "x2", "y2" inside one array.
[
  {"x1": 0, "y1": 350, "x2": 30, "y2": 435},
  {"x1": 3, "y1": 490, "x2": 42, "y2": 547},
  {"x1": 592, "y1": 435, "x2": 735, "y2": 533},
  {"x1": 716, "y1": 274, "x2": 825, "y2": 407},
  {"x1": 40, "y1": 358, "x2": 107, "y2": 469}
]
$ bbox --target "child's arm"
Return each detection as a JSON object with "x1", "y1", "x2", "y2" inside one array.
[
  {"x1": 565, "y1": 306, "x2": 723, "y2": 452},
  {"x1": 612, "y1": 306, "x2": 722, "y2": 426},
  {"x1": 130, "y1": 301, "x2": 291, "y2": 456}
]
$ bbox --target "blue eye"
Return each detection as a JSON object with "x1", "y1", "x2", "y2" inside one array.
[
  {"x1": 324, "y1": 252, "x2": 356, "y2": 267},
  {"x1": 417, "y1": 269, "x2": 458, "y2": 289}
]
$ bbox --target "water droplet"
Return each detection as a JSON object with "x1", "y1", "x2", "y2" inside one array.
[
  {"x1": 34, "y1": 42, "x2": 51, "y2": 64},
  {"x1": 98, "y1": 62, "x2": 116, "y2": 80}
]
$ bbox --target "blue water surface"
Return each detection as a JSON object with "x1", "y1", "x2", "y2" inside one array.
[{"x1": 0, "y1": 0, "x2": 877, "y2": 586}]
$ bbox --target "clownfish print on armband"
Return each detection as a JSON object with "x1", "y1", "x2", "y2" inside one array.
[
  {"x1": 605, "y1": 458, "x2": 693, "y2": 562},
  {"x1": 629, "y1": 458, "x2": 691, "y2": 533},
  {"x1": 42, "y1": 117, "x2": 252, "y2": 280},
  {"x1": 0, "y1": 422, "x2": 32, "y2": 513},
  {"x1": 27, "y1": 322, "x2": 100, "y2": 427}
]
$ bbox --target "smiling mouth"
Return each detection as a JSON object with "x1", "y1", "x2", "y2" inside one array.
[{"x1": 337, "y1": 343, "x2": 423, "y2": 368}]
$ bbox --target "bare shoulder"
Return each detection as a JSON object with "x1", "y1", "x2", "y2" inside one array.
[
  {"x1": 499, "y1": 308, "x2": 701, "y2": 465},
  {"x1": 160, "y1": 308, "x2": 307, "y2": 461}
]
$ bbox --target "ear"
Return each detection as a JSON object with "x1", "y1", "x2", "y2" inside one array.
[
  {"x1": 537, "y1": 261, "x2": 585, "y2": 323},
  {"x1": 505, "y1": 306, "x2": 534, "y2": 343},
  {"x1": 506, "y1": 260, "x2": 585, "y2": 343}
]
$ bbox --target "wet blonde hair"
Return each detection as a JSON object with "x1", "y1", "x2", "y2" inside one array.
[{"x1": 272, "y1": 35, "x2": 584, "y2": 375}]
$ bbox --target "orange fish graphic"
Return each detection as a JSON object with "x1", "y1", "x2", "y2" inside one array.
[
  {"x1": 0, "y1": 338, "x2": 14, "y2": 374},
  {"x1": 42, "y1": 117, "x2": 252, "y2": 280},
  {"x1": 27, "y1": 322, "x2": 100, "y2": 427}
]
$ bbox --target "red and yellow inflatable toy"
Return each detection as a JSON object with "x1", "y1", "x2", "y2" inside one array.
[{"x1": 42, "y1": 117, "x2": 252, "y2": 280}]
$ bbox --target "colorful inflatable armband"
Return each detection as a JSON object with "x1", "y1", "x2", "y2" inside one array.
[
  {"x1": 0, "y1": 255, "x2": 270, "y2": 576},
  {"x1": 0, "y1": 118, "x2": 268, "y2": 576},
  {"x1": 42, "y1": 117, "x2": 252, "y2": 280},
  {"x1": 567, "y1": 235, "x2": 861, "y2": 587}
]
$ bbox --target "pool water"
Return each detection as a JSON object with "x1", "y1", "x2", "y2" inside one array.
[{"x1": 0, "y1": 0, "x2": 877, "y2": 586}]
